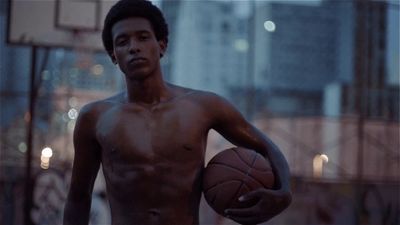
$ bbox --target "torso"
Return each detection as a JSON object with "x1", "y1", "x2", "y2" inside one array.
[{"x1": 90, "y1": 89, "x2": 214, "y2": 225}]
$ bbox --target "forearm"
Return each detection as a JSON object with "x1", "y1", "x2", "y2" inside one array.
[
  {"x1": 262, "y1": 138, "x2": 291, "y2": 192},
  {"x1": 242, "y1": 127, "x2": 291, "y2": 192},
  {"x1": 210, "y1": 94, "x2": 291, "y2": 192},
  {"x1": 63, "y1": 195, "x2": 92, "y2": 225}
]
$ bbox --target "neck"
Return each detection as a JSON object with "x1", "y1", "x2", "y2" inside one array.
[{"x1": 125, "y1": 74, "x2": 172, "y2": 105}]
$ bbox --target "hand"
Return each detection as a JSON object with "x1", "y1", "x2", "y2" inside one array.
[{"x1": 224, "y1": 188, "x2": 292, "y2": 225}]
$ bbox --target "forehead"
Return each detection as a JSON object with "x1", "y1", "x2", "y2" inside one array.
[{"x1": 111, "y1": 17, "x2": 154, "y2": 38}]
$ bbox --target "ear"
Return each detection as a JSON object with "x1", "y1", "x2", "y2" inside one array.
[{"x1": 158, "y1": 39, "x2": 167, "y2": 58}]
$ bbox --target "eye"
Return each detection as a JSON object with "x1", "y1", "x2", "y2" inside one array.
[
  {"x1": 138, "y1": 35, "x2": 149, "y2": 41},
  {"x1": 115, "y1": 37, "x2": 128, "y2": 46},
  {"x1": 137, "y1": 32, "x2": 151, "y2": 41}
]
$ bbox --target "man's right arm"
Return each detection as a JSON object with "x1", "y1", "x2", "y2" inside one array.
[{"x1": 63, "y1": 104, "x2": 102, "y2": 225}]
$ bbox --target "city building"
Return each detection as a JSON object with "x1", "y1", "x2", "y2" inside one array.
[{"x1": 167, "y1": 1, "x2": 250, "y2": 103}]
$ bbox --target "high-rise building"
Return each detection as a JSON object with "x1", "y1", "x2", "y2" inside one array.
[
  {"x1": 160, "y1": 0, "x2": 183, "y2": 82},
  {"x1": 168, "y1": 1, "x2": 250, "y2": 101},
  {"x1": 251, "y1": 1, "x2": 355, "y2": 116},
  {"x1": 251, "y1": 1, "x2": 398, "y2": 121},
  {"x1": 342, "y1": 1, "x2": 399, "y2": 121}
]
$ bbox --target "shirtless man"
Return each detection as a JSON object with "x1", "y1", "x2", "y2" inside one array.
[{"x1": 63, "y1": 0, "x2": 291, "y2": 225}]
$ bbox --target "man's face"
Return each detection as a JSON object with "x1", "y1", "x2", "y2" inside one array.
[{"x1": 111, "y1": 17, "x2": 166, "y2": 80}]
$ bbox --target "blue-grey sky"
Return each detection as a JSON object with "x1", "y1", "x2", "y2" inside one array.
[{"x1": 387, "y1": 5, "x2": 399, "y2": 85}]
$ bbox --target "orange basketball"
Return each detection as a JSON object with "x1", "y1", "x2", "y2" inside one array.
[{"x1": 202, "y1": 147, "x2": 275, "y2": 216}]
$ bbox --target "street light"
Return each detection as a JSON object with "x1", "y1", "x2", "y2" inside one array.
[
  {"x1": 313, "y1": 154, "x2": 329, "y2": 178},
  {"x1": 40, "y1": 147, "x2": 53, "y2": 169},
  {"x1": 264, "y1": 20, "x2": 276, "y2": 32}
]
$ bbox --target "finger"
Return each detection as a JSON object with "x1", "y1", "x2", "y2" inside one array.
[
  {"x1": 241, "y1": 188, "x2": 283, "y2": 202},
  {"x1": 239, "y1": 189, "x2": 261, "y2": 202},
  {"x1": 239, "y1": 188, "x2": 273, "y2": 202}
]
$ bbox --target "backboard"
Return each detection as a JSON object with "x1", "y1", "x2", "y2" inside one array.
[{"x1": 7, "y1": 0, "x2": 117, "y2": 51}]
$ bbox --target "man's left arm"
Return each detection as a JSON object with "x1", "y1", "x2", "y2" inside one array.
[{"x1": 209, "y1": 94, "x2": 292, "y2": 224}]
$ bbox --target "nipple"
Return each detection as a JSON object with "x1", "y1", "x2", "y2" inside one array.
[
  {"x1": 183, "y1": 145, "x2": 192, "y2": 151},
  {"x1": 148, "y1": 209, "x2": 161, "y2": 218}
]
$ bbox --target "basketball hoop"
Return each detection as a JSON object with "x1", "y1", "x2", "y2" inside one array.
[{"x1": 7, "y1": 0, "x2": 116, "y2": 51}]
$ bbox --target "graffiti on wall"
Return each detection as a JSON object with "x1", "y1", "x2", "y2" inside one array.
[{"x1": 31, "y1": 168, "x2": 111, "y2": 225}]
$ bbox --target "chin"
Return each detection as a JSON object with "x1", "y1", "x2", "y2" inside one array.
[{"x1": 126, "y1": 71, "x2": 150, "y2": 81}]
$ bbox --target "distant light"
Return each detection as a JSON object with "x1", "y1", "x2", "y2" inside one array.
[
  {"x1": 41, "y1": 155, "x2": 50, "y2": 164},
  {"x1": 264, "y1": 20, "x2": 276, "y2": 32},
  {"x1": 320, "y1": 154, "x2": 329, "y2": 163},
  {"x1": 62, "y1": 113, "x2": 69, "y2": 122},
  {"x1": 68, "y1": 108, "x2": 78, "y2": 120},
  {"x1": 233, "y1": 39, "x2": 249, "y2": 52},
  {"x1": 68, "y1": 120, "x2": 76, "y2": 132},
  {"x1": 41, "y1": 70, "x2": 50, "y2": 80},
  {"x1": 91, "y1": 64, "x2": 104, "y2": 76},
  {"x1": 41, "y1": 147, "x2": 53, "y2": 158},
  {"x1": 313, "y1": 154, "x2": 329, "y2": 178},
  {"x1": 40, "y1": 162, "x2": 49, "y2": 170},
  {"x1": 41, "y1": 147, "x2": 53, "y2": 169},
  {"x1": 18, "y1": 142, "x2": 27, "y2": 153},
  {"x1": 68, "y1": 97, "x2": 78, "y2": 107}
]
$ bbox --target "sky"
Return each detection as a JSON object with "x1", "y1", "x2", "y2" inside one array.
[{"x1": 387, "y1": 5, "x2": 400, "y2": 85}]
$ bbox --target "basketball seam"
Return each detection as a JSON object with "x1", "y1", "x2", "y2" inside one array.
[
  {"x1": 207, "y1": 162, "x2": 247, "y2": 174},
  {"x1": 225, "y1": 153, "x2": 258, "y2": 210},
  {"x1": 204, "y1": 179, "x2": 248, "y2": 193},
  {"x1": 232, "y1": 148, "x2": 254, "y2": 168},
  {"x1": 232, "y1": 149, "x2": 271, "y2": 172},
  {"x1": 246, "y1": 171, "x2": 274, "y2": 189},
  {"x1": 205, "y1": 163, "x2": 268, "y2": 189},
  {"x1": 210, "y1": 186, "x2": 219, "y2": 204},
  {"x1": 243, "y1": 154, "x2": 272, "y2": 188},
  {"x1": 205, "y1": 181, "x2": 251, "y2": 214},
  {"x1": 243, "y1": 153, "x2": 258, "y2": 186}
]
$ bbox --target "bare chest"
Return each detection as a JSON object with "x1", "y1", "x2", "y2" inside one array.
[{"x1": 95, "y1": 103, "x2": 209, "y2": 165}]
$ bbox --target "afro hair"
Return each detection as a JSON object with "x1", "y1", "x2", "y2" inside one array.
[{"x1": 102, "y1": 0, "x2": 169, "y2": 58}]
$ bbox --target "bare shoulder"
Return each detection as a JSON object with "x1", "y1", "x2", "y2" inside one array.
[
  {"x1": 79, "y1": 92, "x2": 124, "y2": 116},
  {"x1": 76, "y1": 92, "x2": 125, "y2": 128},
  {"x1": 168, "y1": 84, "x2": 227, "y2": 105},
  {"x1": 186, "y1": 89, "x2": 234, "y2": 112},
  {"x1": 169, "y1": 84, "x2": 238, "y2": 119}
]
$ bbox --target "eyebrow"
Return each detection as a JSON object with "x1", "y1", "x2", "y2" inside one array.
[{"x1": 114, "y1": 30, "x2": 152, "y2": 41}]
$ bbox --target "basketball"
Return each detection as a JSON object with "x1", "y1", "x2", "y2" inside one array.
[{"x1": 202, "y1": 147, "x2": 275, "y2": 216}]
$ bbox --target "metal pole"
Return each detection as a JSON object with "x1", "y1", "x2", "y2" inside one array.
[
  {"x1": 246, "y1": 0, "x2": 256, "y2": 119},
  {"x1": 354, "y1": 1, "x2": 369, "y2": 223},
  {"x1": 356, "y1": 14, "x2": 366, "y2": 188},
  {"x1": 24, "y1": 45, "x2": 37, "y2": 225}
]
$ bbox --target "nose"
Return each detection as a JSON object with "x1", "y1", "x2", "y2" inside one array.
[{"x1": 128, "y1": 39, "x2": 140, "y2": 54}]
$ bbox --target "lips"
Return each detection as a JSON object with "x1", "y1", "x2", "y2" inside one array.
[{"x1": 128, "y1": 57, "x2": 147, "y2": 65}]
